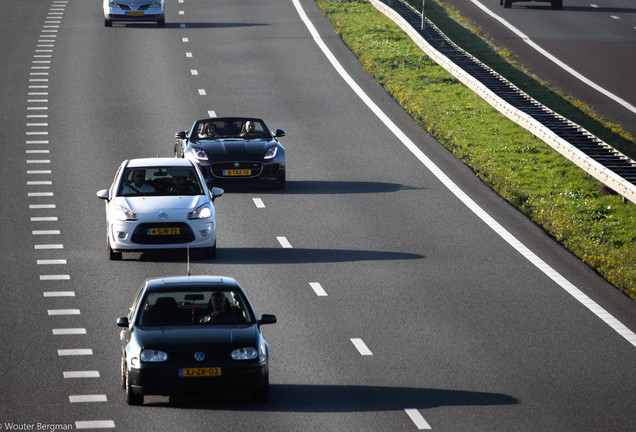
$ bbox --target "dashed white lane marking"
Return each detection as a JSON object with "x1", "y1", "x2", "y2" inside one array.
[
  {"x1": 182, "y1": 37, "x2": 189, "y2": 42},
  {"x1": 40, "y1": 274, "x2": 70, "y2": 280},
  {"x1": 53, "y1": 328, "x2": 86, "y2": 335},
  {"x1": 186, "y1": 51, "x2": 193, "y2": 57},
  {"x1": 30, "y1": 204, "x2": 56, "y2": 209},
  {"x1": 198, "y1": 89, "x2": 206, "y2": 95},
  {"x1": 48, "y1": 309, "x2": 80, "y2": 316},
  {"x1": 37, "y1": 259, "x2": 67, "y2": 265},
  {"x1": 253, "y1": 198, "x2": 266, "y2": 208},
  {"x1": 75, "y1": 421, "x2": 115, "y2": 430},
  {"x1": 64, "y1": 371, "x2": 100, "y2": 379},
  {"x1": 31, "y1": 216, "x2": 58, "y2": 222},
  {"x1": 277, "y1": 236, "x2": 293, "y2": 248},
  {"x1": 33, "y1": 229, "x2": 59, "y2": 235},
  {"x1": 309, "y1": 282, "x2": 328, "y2": 296},
  {"x1": 350, "y1": 338, "x2": 373, "y2": 355},
  {"x1": 405, "y1": 408, "x2": 432, "y2": 430},
  {"x1": 43, "y1": 291, "x2": 74, "y2": 297},
  {"x1": 28, "y1": 192, "x2": 54, "y2": 197},
  {"x1": 69, "y1": 395, "x2": 107, "y2": 403},
  {"x1": 208, "y1": 110, "x2": 216, "y2": 117},
  {"x1": 292, "y1": 0, "x2": 636, "y2": 348},
  {"x1": 58, "y1": 349, "x2": 92, "y2": 356},
  {"x1": 191, "y1": 69, "x2": 198, "y2": 75},
  {"x1": 35, "y1": 244, "x2": 63, "y2": 249}
]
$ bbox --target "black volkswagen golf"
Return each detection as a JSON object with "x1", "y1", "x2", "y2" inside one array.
[{"x1": 117, "y1": 276, "x2": 276, "y2": 405}]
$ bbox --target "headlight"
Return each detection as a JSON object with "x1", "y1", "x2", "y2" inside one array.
[
  {"x1": 140, "y1": 349, "x2": 168, "y2": 362},
  {"x1": 231, "y1": 347, "x2": 258, "y2": 360},
  {"x1": 108, "y1": 1, "x2": 118, "y2": 7},
  {"x1": 188, "y1": 204, "x2": 212, "y2": 219},
  {"x1": 150, "y1": 0, "x2": 162, "y2": 7},
  {"x1": 264, "y1": 147, "x2": 278, "y2": 159},
  {"x1": 112, "y1": 205, "x2": 138, "y2": 221},
  {"x1": 190, "y1": 148, "x2": 208, "y2": 161}
]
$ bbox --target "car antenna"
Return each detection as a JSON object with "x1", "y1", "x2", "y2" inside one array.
[{"x1": 186, "y1": 247, "x2": 191, "y2": 276}]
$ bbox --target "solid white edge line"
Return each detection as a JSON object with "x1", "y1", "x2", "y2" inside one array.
[
  {"x1": 293, "y1": 0, "x2": 636, "y2": 348},
  {"x1": 469, "y1": 0, "x2": 636, "y2": 114},
  {"x1": 405, "y1": 408, "x2": 432, "y2": 429}
]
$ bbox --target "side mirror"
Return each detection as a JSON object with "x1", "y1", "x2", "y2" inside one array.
[
  {"x1": 210, "y1": 187, "x2": 224, "y2": 201},
  {"x1": 175, "y1": 131, "x2": 187, "y2": 140},
  {"x1": 96, "y1": 189, "x2": 109, "y2": 200},
  {"x1": 274, "y1": 129, "x2": 286, "y2": 138},
  {"x1": 258, "y1": 314, "x2": 277, "y2": 326},
  {"x1": 116, "y1": 316, "x2": 129, "y2": 327}
]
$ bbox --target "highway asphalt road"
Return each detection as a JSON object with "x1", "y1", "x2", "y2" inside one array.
[
  {"x1": 1, "y1": 0, "x2": 635, "y2": 431},
  {"x1": 440, "y1": 0, "x2": 636, "y2": 144}
]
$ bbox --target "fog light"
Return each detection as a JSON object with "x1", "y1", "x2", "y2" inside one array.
[{"x1": 117, "y1": 232, "x2": 127, "y2": 239}]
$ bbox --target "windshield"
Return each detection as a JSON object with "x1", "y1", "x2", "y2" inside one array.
[
  {"x1": 118, "y1": 166, "x2": 204, "y2": 197},
  {"x1": 137, "y1": 289, "x2": 255, "y2": 326},
  {"x1": 192, "y1": 118, "x2": 271, "y2": 140}
]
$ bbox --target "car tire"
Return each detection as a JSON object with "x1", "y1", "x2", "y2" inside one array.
[
  {"x1": 157, "y1": 17, "x2": 165, "y2": 27},
  {"x1": 203, "y1": 242, "x2": 217, "y2": 259},
  {"x1": 120, "y1": 356, "x2": 127, "y2": 389},
  {"x1": 253, "y1": 376, "x2": 269, "y2": 402},
  {"x1": 503, "y1": 0, "x2": 512, "y2": 8},
  {"x1": 104, "y1": 19, "x2": 112, "y2": 27},
  {"x1": 125, "y1": 366, "x2": 143, "y2": 406},
  {"x1": 551, "y1": 0, "x2": 562, "y2": 9},
  {"x1": 108, "y1": 241, "x2": 122, "y2": 261}
]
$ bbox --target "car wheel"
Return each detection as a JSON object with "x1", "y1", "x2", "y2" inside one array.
[
  {"x1": 203, "y1": 242, "x2": 216, "y2": 259},
  {"x1": 157, "y1": 17, "x2": 165, "y2": 27},
  {"x1": 253, "y1": 375, "x2": 269, "y2": 402},
  {"x1": 121, "y1": 356, "x2": 126, "y2": 389},
  {"x1": 108, "y1": 241, "x2": 122, "y2": 261},
  {"x1": 125, "y1": 366, "x2": 143, "y2": 406},
  {"x1": 503, "y1": 0, "x2": 512, "y2": 7},
  {"x1": 551, "y1": 0, "x2": 562, "y2": 9},
  {"x1": 104, "y1": 19, "x2": 112, "y2": 27}
]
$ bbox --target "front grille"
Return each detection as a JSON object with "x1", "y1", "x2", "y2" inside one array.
[
  {"x1": 211, "y1": 162, "x2": 263, "y2": 178},
  {"x1": 168, "y1": 350, "x2": 229, "y2": 364},
  {"x1": 131, "y1": 223, "x2": 194, "y2": 244}
]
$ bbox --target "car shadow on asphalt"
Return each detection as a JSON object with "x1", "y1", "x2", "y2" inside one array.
[
  {"x1": 134, "y1": 247, "x2": 423, "y2": 264},
  {"x1": 143, "y1": 384, "x2": 518, "y2": 411},
  {"x1": 220, "y1": 180, "x2": 425, "y2": 195}
]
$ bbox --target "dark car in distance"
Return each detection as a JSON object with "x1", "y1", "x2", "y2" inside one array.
[
  {"x1": 117, "y1": 276, "x2": 276, "y2": 405},
  {"x1": 174, "y1": 117, "x2": 286, "y2": 189}
]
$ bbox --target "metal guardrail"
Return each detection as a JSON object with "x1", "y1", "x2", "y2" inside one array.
[{"x1": 369, "y1": 0, "x2": 636, "y2": 204}]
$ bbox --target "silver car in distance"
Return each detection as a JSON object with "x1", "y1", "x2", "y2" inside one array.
[{"x1": 103, "y1": 0, "x2": 166, "y2": 27}]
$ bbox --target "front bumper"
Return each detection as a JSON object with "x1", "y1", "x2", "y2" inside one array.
[
  {"x1": 108, "y1": 219, "x2": 215, "y2": 252},
  {"x1": 104, "y1": 5, "x2": 165, "y2": 22},
  {"x1": 129, "y1": 362, "x2": 268, "y2": 396}
]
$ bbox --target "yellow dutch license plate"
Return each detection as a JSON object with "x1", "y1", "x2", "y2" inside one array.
[
  {"x1": 179, "y1": 367, "x2": 221, "y2": 377},
  {"x1": 126, "y1": 11, "x2": 144, "y2": 16},
  {"x1": 223, "y1": 169, "x2": 251, "y2": 176},
  {"x1": 147, "y1": 227, "x2": 180, "y2": 235}
]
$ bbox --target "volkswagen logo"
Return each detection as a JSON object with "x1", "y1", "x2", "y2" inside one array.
[
  {"x1": 234, "y1": 162, "x2": 240, "y2": 168},
  {"x1": 194, "y1": 351, "x2": 205, "y2": 362}
]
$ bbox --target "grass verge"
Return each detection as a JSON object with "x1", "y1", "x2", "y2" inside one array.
[{"x1": 315, "y1": 0, "x2": 636, "y2": 301}]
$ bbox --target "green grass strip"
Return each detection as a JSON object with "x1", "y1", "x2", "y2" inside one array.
[{"x1": 316, "y1": 0, "x2": 636, "y2": 301}]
